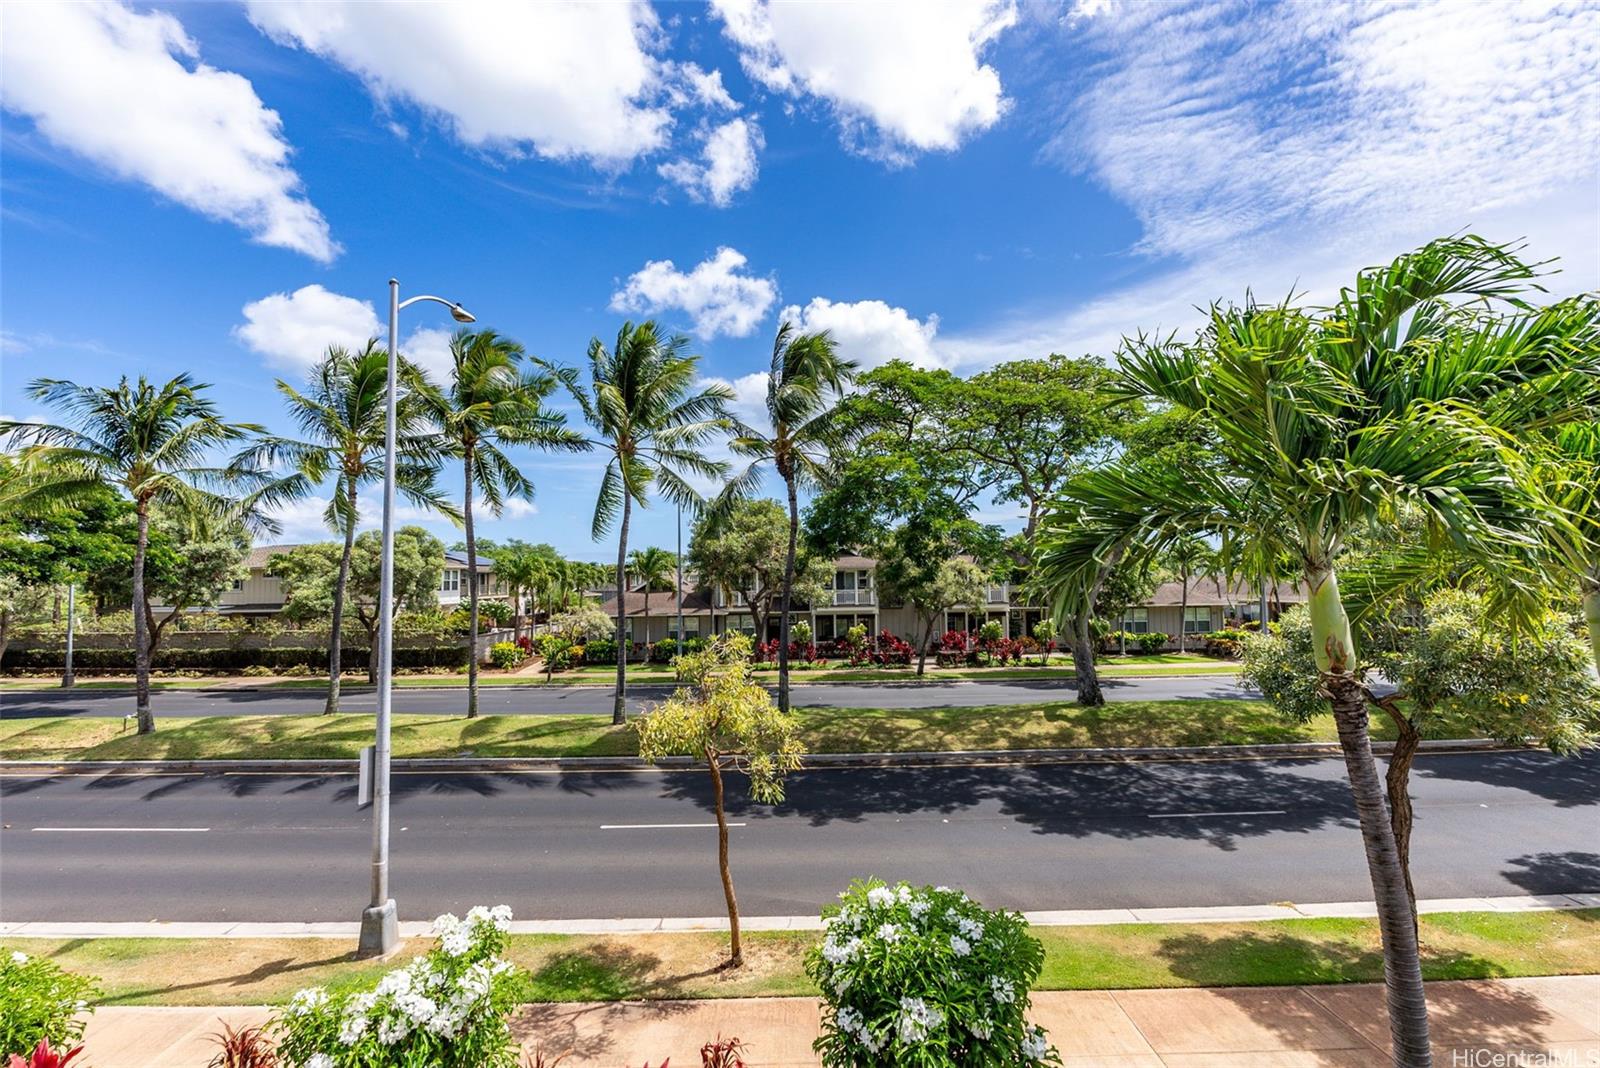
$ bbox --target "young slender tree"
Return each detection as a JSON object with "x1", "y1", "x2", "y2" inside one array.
[
  {"x1": 422, "y1": 329, "x2": 585, "y2": 718},
  {"x1": 2, "y1": 375, "x2": 289, "y2": 732},
  {"x1": 627, "y1": 546, "x2": 677, "y2": 651},
  {"x1": 565, "y1": 321, "x2": 733, "y2": 725},
  {"x1": 634, "y1": 633, "x2": 803, "y2": 967},
  {"x1": 1165, "y1": 535, "x2": 1211, "y2": 654},
  {"x1": 1032, "y1": 237, "x2": 1600, "y2": 1067},
  {"x1": 722, "y1": 322, "x2": 856, "y2": 713},
  {"x1": 233, "y1": 343, "x2": 450, "y2": 713}
]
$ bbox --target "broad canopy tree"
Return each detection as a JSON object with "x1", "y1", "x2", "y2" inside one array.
[
  {"x1": 689, "y1": 499, "x2": 832, "y2": 643},
  {"x1": 1031, "y1": 236, "x2": 1600, "y2": 1068}
]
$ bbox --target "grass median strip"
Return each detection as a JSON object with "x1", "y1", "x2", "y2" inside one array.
[
  {"x1": 5, "y1": 909, "x2": 1595, "y2": 1007},
  {"x1": 0, "y1": 699, "x2": 1402, "y2": 762},
  {"x1": 0, "y1": 699, "x2": 1473, "y2": 763}
]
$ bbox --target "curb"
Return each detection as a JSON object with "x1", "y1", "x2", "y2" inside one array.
[
  {"x1": 0, "y1": 737, "x2": 1510, "y2": 776},
  {"x1": 4, "y1": 892, "x2": 1595, "y2": 939}
]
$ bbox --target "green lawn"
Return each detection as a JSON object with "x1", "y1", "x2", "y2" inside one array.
[
  {"x1": 6, "y1": 909, "x2": 1594, "y2": 1006},
  {"x1": 0, "y1": 698, "x2": 1468, "y2": 763}
]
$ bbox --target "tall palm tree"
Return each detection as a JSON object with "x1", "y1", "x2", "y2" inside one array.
[
  {"x1": 1165, "y1": 535, "x2": 1211, "y2": 654},
  {"x1": 490, "y1": 540, "x2": 547, "y2": 639},
  {"x1": 722, "y1": 322, "x2": 856, "y2": 712},
  {"x1": 1032, "y1": 237, "x2": 1599, "y2": 1068},
  {"x1": 566, "y1": 321, "x2": 733, "y2": 725},
  {"x1": 235, "y1": 343, "x2": 451, "y2": 714},
  {"x1": 1, "y1": 375, "x2": 287, "y2": 733},
  {"x1": 1536, "y1": 421, "x2": 1600, "y2": 671},
  {"x1": 628, "y1": 546, "x2": 677, "y2": 649},
  {"x1": 422, "y1": 329, "x2": 586, "y2": 718}
]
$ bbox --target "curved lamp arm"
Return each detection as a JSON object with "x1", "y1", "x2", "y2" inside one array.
[{"x1": 398, "y1": 292, "x2": 475, "y2": 322}]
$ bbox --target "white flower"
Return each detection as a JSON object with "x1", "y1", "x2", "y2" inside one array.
[
  {"x1": 934, "y1": 885, "x2": 952, "y2": 894},
  {"x1": 489, "y1": 904, "x2": 513, "y2": 928},
  {"x1": 991, "y1": 976, "x2": 1016, "y2": 1004},
  {"x1": 376, "y1": 1015, "x2": 411, "y2": 1045},
  {"x1": 969, "y1": 1017, "x2": 993, "y2": 1040},
  {"x1": 908, "y1": 898, "x2": 930, "y2": 920},
  {"x1": 441, "y1": 928, "x2": 472, "y2": 957},
  {"x1": 287, "y1": 988, "x2": 328, "y2": 1016},
  {"x1": 957, "y1": 916, "x2": 984, "y2": 942},
  {"x1": 866, "y1": 886, "x2": 896, "y2": 909},
  {"x1": 836, "y1": 1005, "x2": 863, "y2": 1034},
  {"x1": 305, "y1": 1055, "x2": 335, "y2": 1068},
  {"x1": 10, "y1": 951, "x2": 28, "y2": 964},
  {"x1": 822, "y1": 935, "x2": 862, "y2": 965},
  {"x1": 337, "y1": 1012, "x2": 369, "y2": 1045},
  {"x1": 430, "y1": 912, "x2": 461, "y2": 936},
  {"x1": 949, "y1": 934, "x2": 971, "y2": 957},
  {"x1": 1022, "y1": 1025, "x2": 1051, "y2": 1060},
  {"x1": 858, "y1": 1027, "x2": 886, "y2": 1054},
  {"x1": 896, "y1": 996, "x2": 945, "y2": 1043},
  {"x1": 896, "y1": 885, "x2": 913, "y2": 904},
  {"x1": 875, "y1": 923, "x2": 902, "y2": 944}
]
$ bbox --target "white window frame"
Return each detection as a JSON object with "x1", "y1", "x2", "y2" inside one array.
[
  {"x1": 1122, "y1": 607, "x2": 1149, "y2": 634},
  {"x1": 440, "y1": 570, "x2": 461, "y2": 594},
  {"x1": 1183, "y1": 606, "x2": 1213, "y2": 634}
]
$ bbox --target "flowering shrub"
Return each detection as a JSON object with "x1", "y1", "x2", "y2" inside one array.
[
  {"x1": 488, "y1": 642, "x2": 524, "y2": 671},
  {"x1": 0, "y1": 950, "x2": 98, "y2": 1057},
  {"x1": 868, "y1": 631, "x2": 913, "y2": 667},
  {"x1": 806, "y1": 881, "x2": 1057, "y2": 1066},
  {"x1": 272, "y1": 906, "x2": 526, "y2": 1068}
]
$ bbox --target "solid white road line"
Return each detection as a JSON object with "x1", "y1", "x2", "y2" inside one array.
[
  {"x1": 30, "y1": 826, "x2": 211, "y2": 833},
  {"x1": 1148, "y1": 809, "x2": 1287, "y2": 819},
  {"x1": 599, "y1": 822, "x2": 745, "y2": 830}
]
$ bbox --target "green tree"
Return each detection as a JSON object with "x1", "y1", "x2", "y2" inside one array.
[
  {"x1": 880, "y1": 553, "x2": 991, "y2": 676},
  {"x1": 2, "y1": 375, "x2": 287, "y2": 732},
  {"x1": 565, "y1": 321, "x2": 733, "y2": 725},
  {"x1": 422, "y1": 329, "x2": 585, "y2": 718},
  {"x1": 633, "y1": 633, "x2": 803, "y2": 967},
  {"x1": 142, "y1": 508, "x2": 250, "y2": 655},
  {"x1": 236, "y1": 343, "x2": 450, "y2": 713},
  {"x1": 1243, "y1": 590, "x2": 1600, "y2": 930},
  {"x1": 486, "y1": 540, "x2": 560, "y2": 638},
  {"x1": 0, "y1": 574, "x2": 52, "y2": 665},
  {"x1": 722, "y1": 322, "x2": 856, "y2": 712},
  {"x1": 1032, "y1": 236, "x2": 1600, "y2": 1066},
  {"x1": 627, "y1": 545, "x2": 677, "y2": 648},
  {"x1": 1164, "y1": 535, "x2": 1212, "y2": 654},
  {"x1": 690, "y1": 499, "x2": 832, "y2": 642},
  {"x1": 1536, "y1": 422, "x2": 1600, "y2": 670}
]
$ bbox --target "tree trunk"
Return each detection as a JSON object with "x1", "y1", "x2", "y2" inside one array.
[
  {"x1": 365, "y1": 618, "x2": 379, "y2": 685},
  {"x1": 1582, "y1": 576, "x2": 1599, "y2": 675},
  {"x1": 1310, "y1": 565, "x2": 1431, "y2": 1068},
  {"x1": 132, "y1": 500, "x2": 154, "y2": 734},
  {"x1": 916, "y1": 615, "x2": 935, "y2": 677},
  {"x1": 777, "y1": 475, "x2": 799, "y2": 713},
  {"x1": 1384, "y1": 709, "x2": 1423, "y2": 938},
  {"x1": 613, "y1": 495, "x2": 631, "y2": 726},
  {"x1": 325, "y1": 478, "x2": 357, "y2": 714},
  {"x1": 709, "y1": 751, "x2": 742, "y2": 967},
  {"x1": 1178, "y1": 567, "x2": 1188, "y2": 655},
  {"x1": 1, "y1": 611, "x2": 10, "y2": 668},
  {"x1": 143, "y1": 601, "x2": 179, "y2": 657},
  {"x1": 1072, "y1": 611, "x2": 1102, "y2": 706},
  {"x1": 464, "y1": 447, "x2": 480, "y2": 719}
]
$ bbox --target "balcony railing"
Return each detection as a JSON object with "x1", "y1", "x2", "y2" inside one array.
[{"x1": 831, "y1": 589, "x2": 875, "y2": 606}]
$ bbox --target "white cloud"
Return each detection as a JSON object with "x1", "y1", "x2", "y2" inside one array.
[
  {"x1": 671, "y1": 62, "x2": 738, "y2": 111},
  {"x1": 657, "y1": 117, "x2": 763, "y2": 206},
  {"x1": 712, "y1": 0, "x2": 1017, "y2": 163},
  {"x1": 1050, "y1": 0, "x2": 1600, "y2": 261},
  {"x1": 609, "y1": 247, "x2": 777, "y2": 338},
  {"x1": 245, "y1": 0, "x2": 676, "y2": 166},
  {"x1": 263, "y1": 494, "x2": 446, "y2": 543},
  {"x1": 0, "y1": 1, "x2": 337, "y2": 261},
  {"x1": 234, "y1": 286, "x2": 462, "y2": 379},
  {"x1": 234, "y1": 285, "x2": 381, "y2": 372},
  {"x1": 780, "y1": 297, "x2": 944, "y2": 370}
]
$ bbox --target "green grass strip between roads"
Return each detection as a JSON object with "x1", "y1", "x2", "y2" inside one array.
[
  {"x1": 5, "y1": 909, "x2": 1595, "y2": 1007},
  {"x1": 0, "y1": 699, "x2": 1477, "y2": 763}
]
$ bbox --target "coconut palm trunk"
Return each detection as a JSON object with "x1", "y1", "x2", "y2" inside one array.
[
  {"x1": 1177, "y1": 565, "x2": 1189, "y2": 654},
  {"x1": 777, "y1": 475, "x2": 799, "y2": 712},
  {"x1": 613, "y1": 495, "x2": 631, "y2": 725},
  {"x1": 325, "y1": 478, "x2": 358, "y2": 714},
  {"x1": 1070, "y1": 609, "x2": 1102, "y2": 706},
  {"x1": 131, "y1": 500, "x2": 154, "y2": 734},
  {"x1": 1583, "y1": 576, "x2": 1600, "y2": 674},
  {"x1": 1309, "y1": 565, "x2": 1431, "y2": 1067},
  {"x1": 464, "y1": 445, "x2": 481, "y2": 719}
]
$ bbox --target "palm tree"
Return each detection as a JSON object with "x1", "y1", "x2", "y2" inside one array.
[
  {"x1": 1165, "y1": 535, "x2": 1211, "y2": 654},
  {"x1": 235, "y1": 343, "x2": 451, "y2": 714},
  {"x1": 422, "y1": 329, "x2": 586, "y2": 718},
  {"x1": 722, "y1": 323, "x2": 856, "y2": 712},
  {"x1": 1, "y1": 375, "x2": 286, "y2": 733},
  {"x1": 1032, "y1": 237, "x2": 1598, "y2": 1068},
  {"x1": 566, "y1": 321, "x2": 733, "y2": 725},
  {"x1": 489, "y1": 540, "x2": 548, "y2": 639},
  {"x1": 628, "y1": 546, "x2": 677, "y2": 651}
]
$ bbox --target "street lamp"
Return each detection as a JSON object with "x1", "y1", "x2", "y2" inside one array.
[{"x1": 357, "y1": 279, "x2": 474, "y2": 959}]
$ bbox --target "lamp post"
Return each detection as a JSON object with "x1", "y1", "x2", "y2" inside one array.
[
  {"x1": 358, "y1": 279, "x2": 474, "y2": 959},
  {"x1": 675, "y1": 502, "x2": 684, "y2": 644}
]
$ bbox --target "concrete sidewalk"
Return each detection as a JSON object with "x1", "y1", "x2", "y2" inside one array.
[{"x1": 77, "y1": 976, "x2": 1600, "y2": 1066}]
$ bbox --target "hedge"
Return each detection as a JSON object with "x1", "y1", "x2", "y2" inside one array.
[{"x1": 2, "y1": 644, "x2": 470, "y2": 674}]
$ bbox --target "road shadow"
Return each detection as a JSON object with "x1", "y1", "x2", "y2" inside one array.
[
  {"x1": 1500, "y1": 851, "x2": 1600, "y2": 899},
  {"x1": 1413, "y1": 750, "x2": 1600, "y2": 808}
]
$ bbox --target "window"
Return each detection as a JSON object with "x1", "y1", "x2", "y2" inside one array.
[
  {"x1": 440, "y1": 570, "x2": 460, "y2": 594},
  {"x1": 230, "y1": 579, "x2": 245, "y2": 592},
  {"x1": 945, "y1": 611, "x2": 969, "y2": 635},
  {"x1": 1122, "y1": 607, "x2": 1149, "y2": 634},
  {"x1": 1184, "y1": 606, "x2": 1214, "y2": 633},
  {"x1": 668, "y1": 618, "x2": 701, "y2": 640}
]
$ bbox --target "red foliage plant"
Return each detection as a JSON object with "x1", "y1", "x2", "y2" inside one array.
[{"x1": 8, "y1": 1042, "x2": 84, "y2": 1068}]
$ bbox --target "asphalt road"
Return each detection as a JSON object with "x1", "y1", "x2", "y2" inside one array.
[
  {"x1": 2, "y1": 751, "x2": 1594, "y2": 922},
  {"x1": 0, "y1": 675, "x2": 1256, "y2": 719}
]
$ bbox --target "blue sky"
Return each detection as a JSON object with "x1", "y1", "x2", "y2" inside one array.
[{"x1": 4, "y1": 0, "x2": 1598, "y2": 560}]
